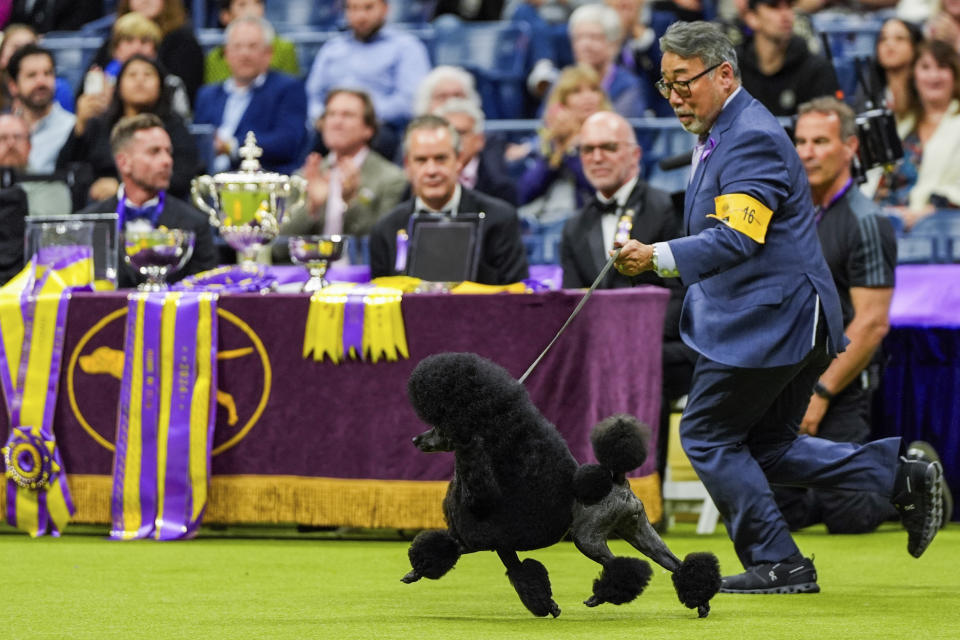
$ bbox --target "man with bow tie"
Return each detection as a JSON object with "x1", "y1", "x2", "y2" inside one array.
[
  {"x1": 560, "y1": 109, "x2": 695, "y2": 476},
  {"x1": 369, "y1": 115, "x2": 528, "y2": 285},
  {"x1": 79, "y1": 113, "x2": 217, "y2": 289}
]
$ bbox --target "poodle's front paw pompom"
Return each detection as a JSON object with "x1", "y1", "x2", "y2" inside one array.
[
  {"x1": 672, "y1": 552, "x2": 722, "y2": 618},
  {"x1": 405, "y1": 530, "x2": 461, "y2": 581},
  {"x1": 585, "y1": 556, "x2": 652, "y2": 606}
]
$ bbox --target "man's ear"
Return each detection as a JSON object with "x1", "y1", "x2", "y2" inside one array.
[
  {"x1": 844, "y1": 135, "x2": 859, "y2": 164},
  {"x1": 114, "y1": 150, "x2": 130, "y2": 176}
]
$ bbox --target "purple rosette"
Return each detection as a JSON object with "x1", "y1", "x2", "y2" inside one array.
[{"x1": 3, "y1": 427, "x2": 54, "y2": 490}]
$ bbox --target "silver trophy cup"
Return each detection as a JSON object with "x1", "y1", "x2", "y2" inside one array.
[
  {"x1": 191, "y1": 131, "x2": 306, "y2": 267},
  {"x1": 123, "y1": 228, "x2": 195, "y2": 291}
]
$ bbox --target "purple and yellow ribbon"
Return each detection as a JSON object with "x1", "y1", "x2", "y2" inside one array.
[
  {"x1": 303, "y1": 283, "x2": 407, "y2": 364},
  {"x1": 0, "y1": 247, "x2": 94, "y2": 536},
  {"x1": 110, "y1": 291, "x2": 218, "y2": 541}
]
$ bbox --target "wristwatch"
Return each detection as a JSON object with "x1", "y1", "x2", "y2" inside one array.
[{"x1": 813, "y1": 381, "x2": 834, "y2": 400}]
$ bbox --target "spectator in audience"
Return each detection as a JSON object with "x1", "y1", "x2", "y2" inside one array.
[
  {"x1": 0, "y1": 113, "x2": 72, "y2": 215},
  {"x1": 783, "y1": 96, "x2": 900, "y2": 533},
  {"x1": 434, "y1": 98, "x2": 518, "y2": 205},
  {"x1": 560, "y1": 110, "x2": 694, "y2": 439},
  {"x1": 369, "y1": 115, "x2": 528, "y2": 284},
  {"x1": 736, "y1": 0, "x2": 839, "y2": 117},
  {"x1": 276, "y1": 88, "x2": 406, "y2": 261},
  {"x1": 872, "y1": 39, "x2": 960, "y2": 228},
  {"x1": 413, "y1": 65, "x2": 482, "y2": 117},
  {"x1": 204, "y1": 0, "x2": 299, "y2": 84},
  {"x1": 305, "y1": 0, "x2": 431, "y2": 155},
  {"x1": 863, "y1": 18, "x2": 922, "y2": 121},
  {"x1": 926, "y1": 0, "x2": 960, "y2": 52},
  {"x1": 91, "y1": 0, "x2": 204, "y2": 106},
  {"x1": 78, "y1": 113, "x2": 216, "y2": 288},
  {"x1": 79, "y1": 12, "x2": 191, "y2": 123},
  {"x1": 0, "y1": 23, "x2": 73, "y2": 113},
  {"x1": 606, "y1": 0, "x2": 672, "y2": 116},
  {"x1": 194, "y1": 16, "x2": 307, "y2": 174},
  {"x1": 516, "y1": 64, "x2": 610, "y2": 223},
  {"x1": 57, "y1": 55, "x2": 198, "y2": 204},
  {"x1": 5, "y1": 44, "x2": 75, "y2": 174},
  {"x1": 567, "y1": 3, "x2": 648, "y2": 117},
  {"x1": 8, "y1": 0, "x2": 104, "y2": 33}
]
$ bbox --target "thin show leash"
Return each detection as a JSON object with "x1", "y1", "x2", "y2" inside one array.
[{"x1": 518, "y1": 248, "x2": 622, "y2": 384}]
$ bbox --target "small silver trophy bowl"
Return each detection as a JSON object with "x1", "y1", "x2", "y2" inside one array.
[
  {"x1": 191, "y1": 131, "x2": 306, "y2": 268},
  {"x1": 288, "y1": 234, "x2": 346, "y2": 292},
  {"x1": 123, "y1": 228, "x2": 195, "y2": 291}
]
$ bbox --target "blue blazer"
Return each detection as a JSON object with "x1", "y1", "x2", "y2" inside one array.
[
  {"x1": 194, "y1": 71, "x2": 307, "y2": 175},
  {"x1": 667, "y1": 89, "x2": 845, "y2": 368}
]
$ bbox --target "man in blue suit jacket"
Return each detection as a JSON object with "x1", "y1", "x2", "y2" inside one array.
[
  {"x1": 194, "y1": 16, "x2": 307, "y2": 175},
  {"x1": 614, "y1": 22, "x2": 944, "y2": 593}
]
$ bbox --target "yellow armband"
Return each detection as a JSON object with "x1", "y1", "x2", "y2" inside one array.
[{"x1": 707, "y1": 193, "x2": 774, "y2": 244}]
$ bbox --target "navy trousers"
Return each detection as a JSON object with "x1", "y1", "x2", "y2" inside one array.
[{"x1": 679, "y1": 323, "x2": 902, "y2": 568}]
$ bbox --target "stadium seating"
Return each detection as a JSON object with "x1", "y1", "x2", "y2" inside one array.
[{"x1": 429, "y1": 16, "x2": 531, "y2": 119}]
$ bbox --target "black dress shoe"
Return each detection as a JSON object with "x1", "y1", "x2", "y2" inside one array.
[
  {"x1": 719, "y1": 557, "x2": 819, "y2": 594},
  {"x1": 906, "y1": 441, "x2": 953, "y2": 529},
  {"x1": 891, "y1": 456, "x2": 943, "y2": 558}
]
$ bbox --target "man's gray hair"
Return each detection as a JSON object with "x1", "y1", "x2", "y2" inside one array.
[
  {"x1": 433, "y1": 97, "x2": 484, "y2": 133},
  {"x1": 660, "y1": 21, "x2": 740, "y2": 80},
  {"x1": 403, "y1": 114, "x2": 461, "y2": 156},
  {"x1": 569, "y1": 4, "x2": 623, "y2": 44},
  {"x1": 797, "y1": 96, "x2": 859, "y2": 140},
  {"x1": 225, "y1": 14, "x2": 275, "y2": 46},
  {"x1": 414, "y1": 65, "x2": 481, "y2": 116}
]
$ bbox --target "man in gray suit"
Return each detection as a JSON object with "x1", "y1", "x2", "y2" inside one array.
[{"x1": 276, "y1": 88, "x2": 407, "y2": 261}]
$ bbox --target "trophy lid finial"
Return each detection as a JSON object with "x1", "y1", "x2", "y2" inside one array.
[{"x1": 239, "y1": 132, "x2": 263, "y2": 172}]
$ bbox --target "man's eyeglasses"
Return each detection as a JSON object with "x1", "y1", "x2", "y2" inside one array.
[
  {"x1": 579, "y1": 141, "x2": 634, "y2": 156},
  {"x1": 0, "y1": 133, "x2": 27, "y2": 144},
  {"x1": 655, "y1": 62, "x2": 723, "y2": 99}
]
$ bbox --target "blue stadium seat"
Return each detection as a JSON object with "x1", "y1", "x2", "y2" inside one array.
[
  {"x1": 897, "y1": 235, "x2": 938, "y2": 264},
  {"x1": 811, "y1": 12, "x2": 885, "y2": 61},
  {"x1": 389, "y1": 0, "x2": 438, "y2": 24},
  {"x1": 429, "y1": 16, "x2": 531, "y2": 119}
]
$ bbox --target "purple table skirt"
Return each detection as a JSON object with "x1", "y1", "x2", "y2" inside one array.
[{"x1": 1, "y1": 287, "x2": 669, "y2": 484}]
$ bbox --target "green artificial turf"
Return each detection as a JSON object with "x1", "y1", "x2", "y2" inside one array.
[{"x1": 3, "y1": 522, "x2": 959, "y2": 640}]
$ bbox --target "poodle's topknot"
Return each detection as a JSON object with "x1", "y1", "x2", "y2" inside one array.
[{"x1": 590, "y1": 414, "x2": 650, "y2": 474}]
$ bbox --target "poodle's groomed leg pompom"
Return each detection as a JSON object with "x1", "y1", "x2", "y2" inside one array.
[
  {"x1": 401, "y1": 530, "x2": 461, "y2": 583},
  {"x1": 505, "y1": 558, "x2": 561, "y2": 618},
  {"x1": 671, "y1": 552, "x2": 722, "y2": 618},
  {"x1": 584, "y1": 556, "x2": 652, "y2": 607}
]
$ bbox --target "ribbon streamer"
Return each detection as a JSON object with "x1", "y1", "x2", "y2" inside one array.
[
  {"x1": 0, "y1": 248, "x2": 94, "y2": 536},
  {"x1": 110, "y1": 291, "x2": 218, "y2": 541}
]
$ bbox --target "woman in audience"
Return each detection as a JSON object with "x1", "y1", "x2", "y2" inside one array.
[
  {"x1": 515, "y1": 64, "x2": 611, "y2": 224},
  {"x1": 0, "y1": 23, "x2": 74, "y2": 113},
  {"x1": 873, "y1": 39, "x2": 960, "y2": 229},
  {"x1": 90, "y1": 0, "x2": 204, "y2": 106},
  {"x1": 56, "y1": 55, "x2": 199, "y2": 205},
  {"x1": 78, "y1": 12, "x2": 192, "y2": 126},
  {"x1": 868, "y1": 18, "x2": 923, "y2": 121}
]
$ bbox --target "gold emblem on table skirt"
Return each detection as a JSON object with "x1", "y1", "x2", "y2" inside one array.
[{"x1": 66, "y1": 308, "x2": 271, "y2": 455}]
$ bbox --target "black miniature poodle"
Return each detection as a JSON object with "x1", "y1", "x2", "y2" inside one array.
[{"x1": 401, "y1": 352, "x2": 721, "y2": 618}]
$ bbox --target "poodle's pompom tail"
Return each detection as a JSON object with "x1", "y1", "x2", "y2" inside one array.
[
  {"x1": 573, "y1": 463, "x2": 613, "y2": 504},
  {"x1": 505, "y1": 558, "x2": 561, "y2": 617},
  {"x1": 590, "y1": 415, "x2": 651, "y2": 474},
  {"x1": 671, "y1": 552, "x2": 722, "y2": 618},
  {"x1": 402, "y1": 530, "x2": 461, "y2": 582},
  {"x1": 584, "y1": 556, "x2": 652, "y2": 607}
]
